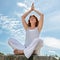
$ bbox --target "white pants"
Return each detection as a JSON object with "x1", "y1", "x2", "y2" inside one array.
[{"x1": 8, "y1": 38, "x2": 43, "y2": 58}]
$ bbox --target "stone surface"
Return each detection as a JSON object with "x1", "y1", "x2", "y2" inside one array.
[
  {"x1": 33, "y1": 55, "x2": 57, "y2": 60},
  {"x1": 0, "y1": 55, "x2": 57, "y2": 60},
  {"x1": 0, "y1": 55, "x2": 4, "y2": 60},
  {"x1": 4, "y1": 55, "x2": 27, "y2": 60}
]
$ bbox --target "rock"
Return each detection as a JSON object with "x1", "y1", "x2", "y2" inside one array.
[
  {"x1": 33, "y1": 55, "x2": 57, "y2": 60},
  {"x1": 0, "y1": 54, "x2": 57, "y2": 60},
  {"x1": 4, "y1": 55, "x2": 27, "y2": 60}
]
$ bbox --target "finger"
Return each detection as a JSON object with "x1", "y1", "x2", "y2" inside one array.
[
  {"x1": 32, "y1": 3, "x2": 34, "y2": 6},
  {"x1": 31, "y1": 2, "x2": 34, "y2": 6}
]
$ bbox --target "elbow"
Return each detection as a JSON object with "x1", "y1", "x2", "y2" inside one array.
[
  {"x1": 40, "y1": 13, "x2": 44, "y2": 17},
  {"x1": 21, "y1": 16, "x2": 25, "y2": 21},
  {"x1": 21, "y1": 16, "x2": 24, "y2": 19},
  {"x1": 21, "y1": 15, "x2": 25, "y2": 19},
  {"x1": 42, "y1": 14, "x2": 44, "y2": 19},
  {"x1": 42, "y1": 13, "x2": 44, "y2": 17}
]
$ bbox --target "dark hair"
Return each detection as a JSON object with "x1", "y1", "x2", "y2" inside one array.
[{"x1": 28, "y1": 15, "x2": 39, "y2": 27}]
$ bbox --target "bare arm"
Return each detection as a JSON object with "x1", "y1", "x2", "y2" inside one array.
[
  {"x1": 22, "y1": 10, "x2": 32, "y2": 30},
  {"x1": 34, "y1": 9, "x2": 44, "y2": 32},
  {"x1": 21, "y1": 3, "x2": 34, "y2": 30}
]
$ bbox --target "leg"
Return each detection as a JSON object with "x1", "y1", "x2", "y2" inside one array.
[
  {"x1": 24, "y1": 38, "x2": 43, "y2": 58},
  {"x1": 8, "y1": 38, "x2": 25, "y2": 54},
  {"x1": 34, "y1": 39, "x2": 43, "y2": 55}
]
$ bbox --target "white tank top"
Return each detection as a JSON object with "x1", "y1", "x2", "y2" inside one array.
[{"x1": 25, "y1": 27, "x2": 40, "y2": 47}]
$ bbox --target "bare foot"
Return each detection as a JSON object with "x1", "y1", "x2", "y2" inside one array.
[{"x1": 14, "y1": 49, "x2": 24, "y2": 55}]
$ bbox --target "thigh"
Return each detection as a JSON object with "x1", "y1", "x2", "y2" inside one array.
[
  {"x1": 35, "y1": 39, "x2": 43, "y2": 49},
  {"x1": 34, "y1": 39, "x2": 43, "y2": 54},
  {"x1": 8, "y1": 38, "x2": 25, "y2": 50}
]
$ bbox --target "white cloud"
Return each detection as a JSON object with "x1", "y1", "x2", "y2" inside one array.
[
  {"x1": 23, "y1": 0, "x2": 59, "y2": 12},
  {"x1": 43, "y1": 37, "x2": 60, "y2": 49},
  {"x1": 0, "y1": 14, "x2": 25, "y2": 44},
  {"x1": 15, "y1": 12, "x2": 23, "y2": 18},
  {"x1": 17, "y1": 2, "x2": 27, "y2": 9},
  {"x1": 48, "y1": 50, "x2": 56, "y2": 54},
  {"x1": 0, "y1": 15, "x2": 20, "y2": 30},
  {"x1": 48, "y1": 50, "x2": 56, "y2": 56}
]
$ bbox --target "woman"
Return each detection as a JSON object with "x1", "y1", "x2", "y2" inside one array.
[{"x1": 8, "y1": 3, "x2": 44, "y2": 58}]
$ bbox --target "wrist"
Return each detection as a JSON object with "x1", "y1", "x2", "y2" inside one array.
[
  {"x1": 30, "y1": 8, "x2": 33, "y2": 12},
  {"x1": 29, "y1": 9, "x2": 32, "y2": 13},
  {"x1": 34, "y1": 9, "x2": 36, "y2": 12}
]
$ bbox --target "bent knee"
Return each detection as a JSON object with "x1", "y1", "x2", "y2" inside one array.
[{"x1": 8, "y1": 38, "x2": 13, "y2": 45}]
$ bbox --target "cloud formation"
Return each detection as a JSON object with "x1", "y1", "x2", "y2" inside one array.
[
  {"x1": 43, "y1": 37, "x2": 60, "y2": 49},
  {"x1": 17, "y1": 2, "x2": 27, "y2": 9}
]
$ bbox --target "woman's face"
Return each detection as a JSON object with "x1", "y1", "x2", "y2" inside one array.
[{"x1": 30, "y1": 16, "x2": 36, "y2": 25}]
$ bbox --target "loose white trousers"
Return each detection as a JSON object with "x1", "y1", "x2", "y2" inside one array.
[{"x1": 8, "y1": 38, "x2": 43, "y2": 58}]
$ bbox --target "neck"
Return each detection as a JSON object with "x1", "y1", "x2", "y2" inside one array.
[{"x1": 30, "y1": 24, "x2": 35, "y2": 29}]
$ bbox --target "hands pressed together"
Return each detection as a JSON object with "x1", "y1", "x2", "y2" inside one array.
[{"x1": 31, "y1": 3, "x2": 35, "y2": 11}]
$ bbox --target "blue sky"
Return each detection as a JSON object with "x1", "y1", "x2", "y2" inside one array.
[{"x1": 0, "y1": 0, "x2": 60, "y2": 56}]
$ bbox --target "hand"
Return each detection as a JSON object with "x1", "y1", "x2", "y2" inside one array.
[{"x1": 31, "y1": 3, "x2": 35, "y2": 11}]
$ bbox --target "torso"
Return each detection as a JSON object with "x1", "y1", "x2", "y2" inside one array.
[{"x1": 25, "y1": 27, "x2": 40, "y2": 47}]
